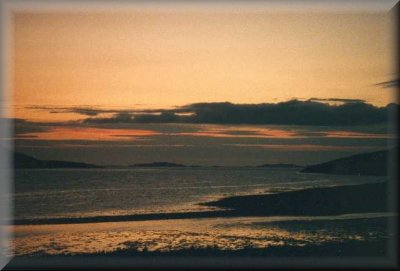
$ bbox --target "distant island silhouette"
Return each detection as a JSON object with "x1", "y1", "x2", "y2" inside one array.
[
  {"x1": 301, "y1": 149, "x2": 391, "y2": 176},
  {"x1": 257, "y1": 163, "x2": 302, "y2": 168},
  {"x1": 130, "y1": 162, "x2": 198, "y2": 168},
  {"x1": 13, "y1": 149, "x2": 392, "y2": 174}
]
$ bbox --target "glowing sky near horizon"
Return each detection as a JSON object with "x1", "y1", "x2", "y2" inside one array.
[
  {"x1": 13, "y1": 8, "x2": 396, "y2": 122},
  {"x1": 9, "y1": 6, "x2": 397, "y2": 165}
]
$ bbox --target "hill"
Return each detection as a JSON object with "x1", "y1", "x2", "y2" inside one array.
[
  {"x1": 14, "y1": 152, "x2": 100, "y2": 169},
  {"x1": 301, "y1": 149, "x2": 391, "y2": 176}
]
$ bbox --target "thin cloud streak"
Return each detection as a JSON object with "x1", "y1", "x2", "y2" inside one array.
[
  {"x1": 323, "y1": 131, "x2": 391, "y2": 139},
  {"x1": 18, "y1": 127, "x2": 160, "y2": 141},
  {"x1": 226, "y1": 144, "x2": 384, "y2": 151},
  {"x1": 375, "y1": 79, "x2": 400, "y2": 88},
  {"x1": 307, "y1": 98, "x2": 365, "y2": 103},
  {"x1": 12, "y1": 121, "x2": 393, "y2": 142}
]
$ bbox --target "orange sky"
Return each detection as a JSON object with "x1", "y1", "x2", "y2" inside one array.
[
  {"x1": 12, "y1": 8, "x2": 396, "y2": 121},
  {"x1": 16, "y1": 124, "x2": 391, "y2": 142}
]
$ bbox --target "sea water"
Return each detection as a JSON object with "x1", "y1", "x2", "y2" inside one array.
[
  {"x1": 10, "y1": 167, "x2": 390, "y2": 256},
  {"x1": 13, "y1": 167, "x2": 385, "y2": 220}
]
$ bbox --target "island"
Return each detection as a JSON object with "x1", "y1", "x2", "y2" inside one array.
[
  {"x1": 130, "y1": 162, "x2": 191, "y2": 167},
  {"x1": 257, "y1": 163, "x2": 302, "y2": 168}
]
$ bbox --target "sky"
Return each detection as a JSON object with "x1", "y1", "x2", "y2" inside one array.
[
  {"x1": 13, "y1": 9, "x2": 396, "y2": 116},
  {"x1": 8, "y1": 5, "x2": 398, "y2": 166}
]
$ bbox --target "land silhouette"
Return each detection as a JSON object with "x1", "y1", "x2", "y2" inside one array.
[
  {"x1": 130, "y1": 162, "x2": 200, "y2": 168},
  {"x1": 14, "y1": 152, "x2": 101, "y2": 169},
  {"x1": 203, "y1": 182, "x2": 388, "y2": 216},
  {"x1": 301, "y1": 149, "x2": 391, "y2": 176},
  {"x1": 14, "y1": 149, "x2": 390, "y2": 175},
  {"x1": 12, "y1": 150, "x2": 390, "y2": 225},
  {"x1": 257, "y1": 163, "x2": 302, "y2": 168}
]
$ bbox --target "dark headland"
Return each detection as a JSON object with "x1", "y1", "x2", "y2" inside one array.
[
  {"x1": 14, "y1": 152, "x2": 101, "y2": 169},
  {"x1": 301, "y1": 149, "x2": 392, "y2": 176}
]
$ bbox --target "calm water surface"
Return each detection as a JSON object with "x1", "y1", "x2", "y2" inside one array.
[
  {"x1": 11, "y1": 168, "x2": 390, "y2": 256},
  {"x1": 14, "y1": 167, "x2": 385, "y2": 220}
]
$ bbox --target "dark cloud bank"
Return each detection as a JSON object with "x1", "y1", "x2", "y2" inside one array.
[{"x1": 80, "y1": 100, "x2": 397, "y2": 126}]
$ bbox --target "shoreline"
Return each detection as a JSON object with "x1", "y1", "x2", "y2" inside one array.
[
  {"x1": 7, "y1": 239, "x2": 389, "y2": 258},
  {"x1": 9, "y1": 216, "x2": 393, "y2": 259},
  {"x1": 12, "y1": 182, "x2": 388, "y2": 226}
]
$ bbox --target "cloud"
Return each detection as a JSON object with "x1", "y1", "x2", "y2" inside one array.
[
  {"x1": 85, "y1": 112, "x2": 184, "y2": 124},
  {"x1": 82, "y1": 100, "x2": 395, "y2": 126},
  {"x1": 225, "y1": 144, "x2": 382, "y2": 152},
  {"x1": 27, "y1": 106, "x2": 129, "y2": 116},
  {"x1": 26, "y1": 105, "x2": 185, "y2": 117},
  {"x1": 15, "y1": 127, "x2": 160, "y2": 141},
  {"x1": 375, "y1": 79, "x2": 400, "y2": 88},
  {"x1": 13, "y1": 120, "x2": 391, "y2": 143},
  {"x1": 14, "y1": 118, "x2": 50, "y2": 135},
  {"x1": 307, "y1": 98, "x2": 365, "y2": 103},
  {"x1": 56, "y1": 108, "x2": 104, "y2": 116},
  {"x1": 13, "y1": 120, "x2": 390, "y2": 167}
]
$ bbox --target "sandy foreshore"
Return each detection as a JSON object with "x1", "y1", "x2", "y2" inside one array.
[{"x1": 6, "y1": 216, "x2": 394, "y2": 269}]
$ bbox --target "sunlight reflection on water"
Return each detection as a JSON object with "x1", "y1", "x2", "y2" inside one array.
[{"x1": 10, "y1": 213, "x2": 391, "y2": 256}]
